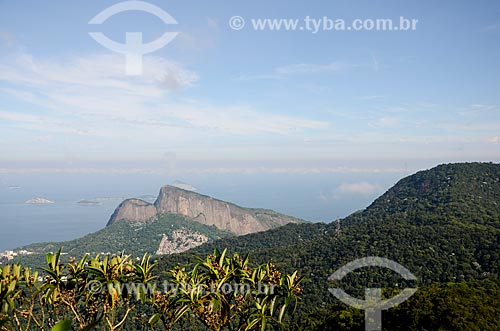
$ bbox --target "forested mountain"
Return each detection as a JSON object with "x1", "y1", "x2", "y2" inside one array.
[{"x1": 159, "y1": 162, "x2": 500, "y2": 330}]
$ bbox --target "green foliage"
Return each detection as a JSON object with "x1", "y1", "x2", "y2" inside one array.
[
  {"x1": 309, "y1": 280, "x2": 500, "y2": 331},
  {"x1": 383, "y1": 280, "x2": 500, "y2": 331},
  {"x1": 50, "y1": 320, "x2": 71, "y2": 331},
  {"x1": 158, "y1": 162, "x2": 500, "y2": 329},
  {"x1": 159, "y1": 248, "x2": 302, "y2": 331},
  {"x1": 0, "y1": 249, "x2": 301, "y2": 331}
]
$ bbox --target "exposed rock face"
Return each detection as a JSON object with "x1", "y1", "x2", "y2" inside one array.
[
  {"x1": 107, "y1": 199, "x2": 157, "y2": 226},
  {"x1": 154, "y1": 186, "x2": 264, "y2": 235},
  {"x1": 156, "y1": 229, "x2": 209, "y2": 255},
  {"x1": 107, "y1": 185, "x2": 303, "y2": 235}
]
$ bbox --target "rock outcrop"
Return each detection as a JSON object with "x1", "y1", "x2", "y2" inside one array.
[
  {"x1": 154, "y1": 186, "x2": 273, "y2": 235},
  {"x1": 107, "y1": 185, "x2": 303, "y2": 235},
  {"x1": 156, "y1": 229, "x2": 209, "y2": 255},
  {"x1": 107, "y1": 198, "x2": 157, "y2": 226}
]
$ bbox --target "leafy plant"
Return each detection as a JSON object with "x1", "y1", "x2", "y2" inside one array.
[{"x1": 0, "y1": 248, "x2": 301, "y2": 331}]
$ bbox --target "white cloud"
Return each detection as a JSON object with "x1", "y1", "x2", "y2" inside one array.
[
  {"x1": 458, "y1": 104, "x2": 496, "y2": 117},
  {"x1": 236, "y1": 62, "x2": 346, "y2": 81},
  {"x1": 337, "y1": 182, "x2": 382, "y2": 195},
  {"x1": 0, "y1": 52, "x2": 327, "y2": 130},
  {"x1": 0, "y1": 52, "x2": 198, "y2": 93},
  {"x1": 0, "y1": 51, "x2": 330, "y2": 160},
  {"x1": 239, "y1": 54, "x2": 385, "y2": 82},
  {"x1": 168, "y1": 103, "x2": 327, "y2": 134},
  {"x1": 319, "y1": 181, "x2": 383, "y2": 202},
  {"x1": 0, "y1": 110, "x2": 91, "y2": 136}
]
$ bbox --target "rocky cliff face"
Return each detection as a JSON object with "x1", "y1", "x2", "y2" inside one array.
[
  {"x1": 107, "y1": 198, "x2": 157, "y2": 226},
  {"x1": 154, "y1": 186, "x2": 272, "y2": 235},
  {"x1": 107, "y1": 185, "x2": 303, "y2": 235}
]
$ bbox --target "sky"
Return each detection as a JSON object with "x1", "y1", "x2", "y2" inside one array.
[{"x1": 0, "y1": 0, "x2": 499, "y2": 175}]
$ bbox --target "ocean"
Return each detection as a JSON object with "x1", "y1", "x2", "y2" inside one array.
[
  {"x1": 0, "y1": 170, "x2": 406, "y2": 251},
  {"x1": 1, "y1": 200, "x2": 118, "y2": 252}
]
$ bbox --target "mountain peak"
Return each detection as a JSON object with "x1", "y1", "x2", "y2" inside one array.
[
  {"x1": 106, "y1": 198, "x2": 156, "y2": 226},
  {"x1": 363, "y1": 162, "x2": 500, "y2": 225},
  {"x1": 107, "y1": 185, "x2": 303, "y2": 235}
]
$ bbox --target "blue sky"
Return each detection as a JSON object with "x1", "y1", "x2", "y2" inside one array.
[{"x1": 0, "y1": 0, "x2": 499, "y2": 175}]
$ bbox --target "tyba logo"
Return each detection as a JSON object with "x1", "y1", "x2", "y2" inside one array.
[
  {"x1": 89, "y1": 1, "x2": 178, "y2": 75},
  {"x1": 328, "y1": 257, "x2": 418, "y2": 331}
]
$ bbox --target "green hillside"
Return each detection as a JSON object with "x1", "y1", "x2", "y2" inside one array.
[
  {"x1": 158, "y1": 162, "x2": 500, "y2": 330},
  {"x1": 13, "y1": 214, "x2": 233, "y2": 267}
]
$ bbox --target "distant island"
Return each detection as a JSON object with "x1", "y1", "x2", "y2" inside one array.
[
  {"x1": 25, "y1": 197, "x2": 55, "y2": 204},
  {"x1": 77, "y1": 199, "x2": 103, "y2": 206}
]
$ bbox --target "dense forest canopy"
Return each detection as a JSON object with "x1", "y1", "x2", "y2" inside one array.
[{"x1": 159, "y1": 163, "x2": 500, "y2": 330}]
